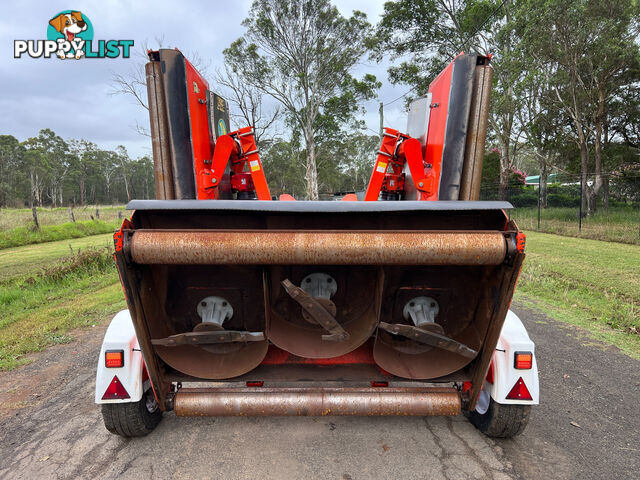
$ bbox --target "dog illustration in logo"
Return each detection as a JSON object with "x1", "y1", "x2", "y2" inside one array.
[{"x1": 48, "y1": 11, "x2": 87, "y2": 59}]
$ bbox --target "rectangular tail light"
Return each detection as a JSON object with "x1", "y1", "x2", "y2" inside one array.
[
  {"x1": 105, "y1": 350, "x2": 124, "y2": 368},
  {"x1": 514, "y1": 351, "x2": 532, "y2": 369}
]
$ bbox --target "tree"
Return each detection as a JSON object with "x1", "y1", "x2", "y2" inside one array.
[
  {"x1": 22, "y1": 129, "x2": 70, "y2": 207},
  {"x1": 224, "y1": 0, "x2": 377, "y2": 199},
  {"x1": 375, "y1": 0, "x2": 500, "y2": 94},
  {"x1": 115, "y1": 145, "x2": 132, "y2": 202},
  {"x1": 0, "y1": 135, "x2": 25, "y2": 207},
  {"x1": 215, "y1": 63, "x2": 281, "y2": 148},
  {"x1": 375, "y1": 0, "x2": 526, "y2": 199},
  {"x1": 515, "y1": 0, "x2": 640, "y2": 214}
]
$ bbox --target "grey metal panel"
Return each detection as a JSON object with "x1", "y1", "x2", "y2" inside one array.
[
  {"x1": 127, "y1": 199, "x2": 513, "y2": 213},
  {"x1": 439, "y1": 54, "x2": 477, "y2": 201},
  {"x1": 406, "y1": 94, "x2": 432, "y2": 148}
]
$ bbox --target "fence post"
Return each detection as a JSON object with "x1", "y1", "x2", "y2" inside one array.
[
  {"x1": 95, "y1": 207, "x2": 100, "y2": 220},
  {"x1": 578, "y1": 174, "x2": 583, "y2": 232},
  {"x1": 537, "y1": 176, "x2": 541, "y2": 231},
  {"x1": 32, "y1": 206, "x2": 39, "y2": 230},
  {"x1": 68, "y1": 206, "x2": 75, "y2": 223}
]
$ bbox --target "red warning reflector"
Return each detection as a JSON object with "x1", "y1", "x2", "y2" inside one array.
[
  {"x1": 485, "y1": 361, "x2": 494, "y2": 384},
  {"x1": 370, "y1": 381, "x2": 389, "y2": 388},
  {"x1": 102, "y1": 375, "x2": 130, "y2": 400},
  {"x1": 246, "y1": 381, "x2": 264, "y2": 387},
  {"x1": 506, "y1": 377, "x2": 532, "y2": 401}
]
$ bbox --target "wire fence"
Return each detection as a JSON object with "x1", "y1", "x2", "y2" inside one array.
[{"x1": 479, "y1": 172, "x2": 640, "y2": 245}]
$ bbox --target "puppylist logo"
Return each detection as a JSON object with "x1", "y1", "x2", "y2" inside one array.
[{"x1": 14, "y1": 10, "x2": 134, "y2": 60}]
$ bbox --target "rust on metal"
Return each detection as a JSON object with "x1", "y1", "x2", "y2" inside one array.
[
  {"x1": 267, "y1": 267, "x2": 383, "y2": 359},
  {"x1": 460, "y1": 62, "x2": 493, "y2": 201},
  {"x1": 128, "y1": 230, "x2": 508, "y2": 266},
  {"x1": 155, "y1": 341, "x2": 269, "y2": 380},
  {"x1": 281, "y1": 279, "x2": 349, "y2": 342},
  {"x1": 173, "y1": 387, "x2": 461, "y2": 417},
  {"x1": 151, "y1": 329, "x2": 265, "y2": 346},
  {"x1": 145, "y1": 61, "x2": 175, "y2": 200},
  {"x1": 378, "y1": 322, "x2": 477, "y2": 358},
  {"x1": 467, "y1": 252, "x2": 525, "y2": 410}
]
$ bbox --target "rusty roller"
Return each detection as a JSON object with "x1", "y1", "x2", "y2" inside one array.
[
  {"x1": 128, "y1": 230, "x2": 508, "y2": 266},
  {"x1": 173, "y1": 387, "x2": 462, "y2": 417}
]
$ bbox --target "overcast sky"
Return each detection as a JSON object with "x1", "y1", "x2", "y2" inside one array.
[{"x1": 0, "y1": 0, "x2": 412, "y2": 158}]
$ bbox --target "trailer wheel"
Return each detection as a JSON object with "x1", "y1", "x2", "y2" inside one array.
[
  {"x1": 466, "y1": 388, "x2": 531, "y2": 438},
  {"x1": 101, "y1": 387, "x2": 162, "y2": 437}
]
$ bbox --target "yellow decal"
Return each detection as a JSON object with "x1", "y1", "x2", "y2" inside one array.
[
  {"x1": 376, "y1": 161, "x2": 388, "y2": 173},
  {"x1": 250, "y1": 160, "x2": 260, "y2": 172}
]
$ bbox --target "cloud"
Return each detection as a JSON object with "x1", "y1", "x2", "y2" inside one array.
[{"x1": 0, "y1": 0, "x2": 409, "y2": 157}]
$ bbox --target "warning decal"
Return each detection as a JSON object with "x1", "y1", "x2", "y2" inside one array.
[
  {"x1": 376, "y1": 161, "x2": 388, "y2": 173},
  {"x1": 249, "y1": 160, "x2": 261, "y2": 172}
]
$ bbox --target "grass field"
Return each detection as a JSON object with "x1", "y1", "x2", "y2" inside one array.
[
  {"x1": 0, "y1": 205, "x2": 125, "y2": 231},
  {"x1": 516, "y1": 231, "x2": 640, "y2": 358},
  {"x1": 0, "y1": 243, "x2": 124, "y2": 370},
  {"x1": 0, "y1": 227, "x2": 638, "y2": 370},
  {"x1": 512, "y1": 205, "x2": 640, "y2": 245},
  {"x1": 0, "y1": 206, "x2": 123, "y2": 249},
  {"x1": 0, "y1": 233, "x2": 114, "y2": 282}
]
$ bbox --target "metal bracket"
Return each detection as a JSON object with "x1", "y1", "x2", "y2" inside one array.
[
  {"x1": 379, "y1": 322, "x2": 476, "y2": 358},
  {"x1": 197, "y1": 296, "x2": 233, "y2": 326},
  {"x1": 281, "y1": 279, "x2": 350, "y2": 342}
]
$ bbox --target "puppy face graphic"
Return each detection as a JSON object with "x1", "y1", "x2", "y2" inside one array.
[{"x1": 48, "y1": 11, "x2": 87, "y2": 42}]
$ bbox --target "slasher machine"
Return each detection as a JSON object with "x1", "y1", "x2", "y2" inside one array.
[{"x1": 95, "y1": 49, "x2": 539, "y2": 438}]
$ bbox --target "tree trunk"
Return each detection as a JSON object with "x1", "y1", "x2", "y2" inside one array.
[
  {"x1": 539, "y1": 159, "x2": 548, "y2": 209},
  {"x1": 498, "y1": 141, "x2": 510, "y2": 201},
  {"x1": 602, "y1": 177, "x2": 609, "y2": 211},
  {"x1": 303, "y1": 129, "x2": 319, "y2": 200},
  {"x1": 80, "y1": 178, "x2": 85, "y2": 205},
  {"x1": 579, "y1": 140, "x2": 589, "y2": 217},
  {"x1": 590, "y1": 88, "x2": 606, "y2": 215}
]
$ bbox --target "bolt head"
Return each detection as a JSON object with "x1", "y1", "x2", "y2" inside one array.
[
  {"x1": 418, "y1": 182, "x2": 424, "y2": 187},
  {"x1": 211, "y1": 178, "x2": 217, "y2": 184}
]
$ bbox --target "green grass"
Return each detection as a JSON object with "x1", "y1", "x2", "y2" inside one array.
[
  {"x1": 0, "y1": 205, "x2": 125, "y2": 231},
  {"x1": 0, "y1": 233, "x2": 114, "y2": 282},
  {"x1": 512, "y1": 205, "x2": 640, "y2": 245},
  {"x1": 0, "y1": 246, "x2": 125, "y2": 370},
  {"x1": 0, "y1": 219, "x2": 120, "y2": 249},
  {"x1": 516, "y1": 231, "x2": 640, "y2": 358}
]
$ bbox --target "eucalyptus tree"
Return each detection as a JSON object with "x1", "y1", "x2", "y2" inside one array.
[{"x1": 224, "y1": 0, "x2": 378, "y2": 199}]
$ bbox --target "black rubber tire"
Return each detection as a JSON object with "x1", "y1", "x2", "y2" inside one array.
[
  {"x1": 467, "y1": 397, "x2": 531, "y2": 438},
  {"x1": 101, "y1": 389, "x2": 162, "y2": 437}
]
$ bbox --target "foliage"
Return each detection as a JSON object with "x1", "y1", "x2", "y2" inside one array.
[
  {"x1": 511, "y1": 205, "x2": 640, "y2": 245},
  {"x1": 0, "y1": 130, "x2": 154, "y2": 208},
  {"x1": 225, "y1": 0, "x2": 379, "y2": 199},
  {"x1": 261, "y1": 134, "x2": 380, "y2": 198},
  {"x1": 376, "y1": 0, "x2": 640, "y2": 211}
]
